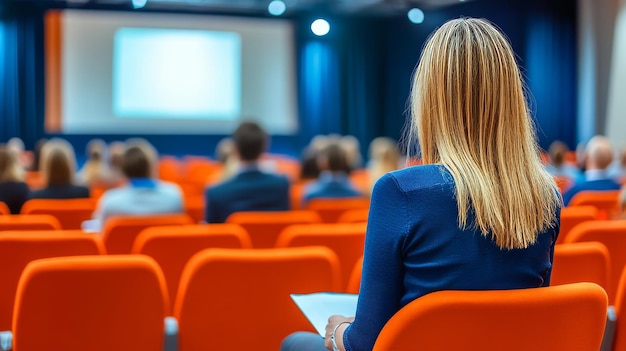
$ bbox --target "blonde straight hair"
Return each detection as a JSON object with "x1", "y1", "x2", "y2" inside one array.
[{"x1": 411, "y1": 18, "x2": 560, "y2": 249}]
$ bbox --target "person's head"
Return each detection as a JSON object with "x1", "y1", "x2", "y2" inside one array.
[
  {"x1": 318, "y1": 142, "x2": 349, "y2": 173},
  {"x1": 369, "y1": 137, "x2": 401, "y2": 169},
  {"x1": 215, "y1": 137, "x2": 236, "y2": 165},
  {"x1": 108, "y1": 141, "x2": 126, "y2": 171},
  {"x1": 40, "y1": 138, "x2": 78, "y2": 186},
  {"x1": 232, "y1": 122, "x2": 267, "y2": 162},
  {"x1": 585, "y1": 136, "x2": 613, "y2": 171},
  {"x1": 7, "y1": 137, "x2": 24, "y2": 156},
  {"x1": 86, "y1": 139, "x2": 106, "y2": 162},
  {"x1": 620, "y1": 146, "x2": 626, "y2": 168},
  {"x1": 548, "y1": 141, "x2": 568, "y2": 168},
  {"x1": 122, "y1": 139, "x2": 158, "y2": 179},
  {"x1": 0, "y1": 145, "x2": 24, "y2": 182},
  {"x1": 340, "y1": 135, "x2": 362, "y2": 170},
  {"x1": 410, "y1": 18, "x2": 559, "y2": 249}
]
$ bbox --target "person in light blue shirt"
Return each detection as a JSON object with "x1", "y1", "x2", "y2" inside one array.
[
  {"x1": 91, "y1": 140, "x2": 183, "y2": 230},
  {"x1": 281, "y1": 18, "x2": 561, "y2": 351}
]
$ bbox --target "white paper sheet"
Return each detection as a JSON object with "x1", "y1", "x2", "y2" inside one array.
[{"x1": 290, "y1": 293, "x2": 359, "y2": 337}]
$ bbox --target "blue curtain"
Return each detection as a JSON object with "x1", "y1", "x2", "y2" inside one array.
[{"x1": 0, "y1": 14, "x2": 44, "y2": 149}]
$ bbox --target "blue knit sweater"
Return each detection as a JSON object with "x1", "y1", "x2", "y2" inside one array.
[{"x1": 343, "y1": 165, "x2": 560, "y2": 351}]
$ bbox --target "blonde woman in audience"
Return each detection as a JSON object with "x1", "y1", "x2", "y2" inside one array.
[
  {"x1": 77, "y1": 139, "x2": 109, "y2": 187},
  {"x1": 0, "y1": 145, "x2": 29, "y2": 213},
  {"x1": 214, "y1": 137, "x2": 238, "y2": 183},
  {"x1": 30, "y1": 138, "x2": 90, "y2": 199},
  {"x1": 106, "y1": 141, "x2": 127, "y2": 186},
  {"x1": 340, "y1": 135, "x2": 363, "y2": 172},
  {"x1": 282, "y1": 18, "x2": 560, "y2": 351},
  {"x1": 91, "y1": 138, "x2": 183, "y2": 229},
  {"x1": 366, "y1": 137, "x2": 401, "y2": 194}
]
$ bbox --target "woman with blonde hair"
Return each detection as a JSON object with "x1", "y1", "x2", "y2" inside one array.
[
  {"x1": 282, "y1": 18, "x2": 560, "y2": 351},
  {"x1": 366, "y1": 137, "x2": 401, "y2": 194},
  {"x1": 30, "y1": 138, "x2": 90, "y2": 199},
  {"x1": 0, "y1": 145, "x2": 29, "y2": 213},
  {"x1": 77, "y1": 139, "x2": 109, "y2": 187}
]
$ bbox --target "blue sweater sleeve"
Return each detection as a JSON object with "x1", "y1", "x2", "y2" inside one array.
[{"x1": 343, "y1": 173, "x2": 408, "y2": 351}]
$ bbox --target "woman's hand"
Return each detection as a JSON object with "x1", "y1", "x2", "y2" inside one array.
[{"x1": 324, "y1": 315, "x2": 355, "y2": 351}]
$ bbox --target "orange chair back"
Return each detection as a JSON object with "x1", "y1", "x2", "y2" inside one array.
[
  {"x1": 0, "y1": 214, "x2": 61, "y2": 231},
  {"x1": 612, "y1": 267, "x2": 626, "y2": 351},
  {"x1": 0, "y1": 202, "x2": 10, "y2": 215},
  {"x1": 175, "y1": 247, "x2": 341, "y2": 351},
  {"x1": 12, "y1": 255, "x2": 168, "y2": 351},
  {"x1": 347, "y1": 256, "x2": 363, "y2": 294},
  {"x1": 21, "y1": 198, "x2": 96, "y2": 230},
  {"x1": 551, "y1": 242, "x2": 610, "y2": 291},
  {"x1": 558, "y1": 206, "x2": 599, "y2": 244},
  {"x1": 102, "y1": 214, "x2": 193, "y2": 254},
  {"x1": 569, "y1": 190, "x2": 621, "y2": 219},
  {"x1": 276, "y1": 222, "x2": 366, "y2": 291},
  {"x1": 565, "y1": 220, "x2": 626, "y2": 303},
  {"x1": 0, "y1": 232, "x2": 104, "y2": 331},
  {"x1": 158, "y1": 156, "x2": 181, "y2": 183},
  {"x1": 226, "y1": 210, "x2": 322, "y2": 248},
  {"x1": 183, "y1": 196, "x2": 205, "y2": 224},
  {"x1": 337, "y1": 208, "x2": 369, "y2": 223},
  {"x1": 372, "y1": 283, "x2": 607, "y2": 351},
  {"x1": 307, "y1": 197, "x2": 370, "y2": 223},
  {"x1": 132, "y1": 223, "x2": 252, "y2": 311},
  {"x1": 554, "y1": 176, "x2": 573, "y2": 194}
]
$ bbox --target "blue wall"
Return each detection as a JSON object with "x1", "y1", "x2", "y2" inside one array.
[{"x1": 0, "y1": 0, "x2": 577, "y2": 159}]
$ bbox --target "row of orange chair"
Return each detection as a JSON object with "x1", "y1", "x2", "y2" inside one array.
[{"x1": 1, "y1": 251, "x2": 617, "y2": 351}]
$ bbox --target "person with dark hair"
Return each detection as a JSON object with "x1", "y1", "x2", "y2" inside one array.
[
  {"x1": 302, "y1": 142, "x2": 363, "y2": 204},
  {"x1": 91, "y1": 139, "x2": 183, "y2": 227},
  {"x1": 29, "y1": 138, "x2": 90, "y2": 199},
  {"x1": 0, "y1": 145, "x2": 29, "y2": 213},
  {"x1": 545, "y1": 140, "x2": 581, "y2": 180},
  {"x1": 204, "y1": 122, "x2": 289, "y2": 223}
]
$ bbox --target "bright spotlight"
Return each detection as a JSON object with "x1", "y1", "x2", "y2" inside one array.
[
  {"x1": 132, "y1": 0, "x2": 147, "y2": 9},
  {"x1": 268, "y1": 0, "x2": 286, "y2": 16},
  {"x1": 311, "y1": 19, "x2": 330, "y2": 36},
  {"x1": 407, "y1": 8, "x2": 424, "y2": 24}
]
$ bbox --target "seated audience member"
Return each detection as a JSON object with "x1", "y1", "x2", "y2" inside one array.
[
  {"x1": 0, "y1": 145, "x2": 29, "y2": 214},
  {"x1": 367, "y1": 137, "x2": 401, "y2": 194},
  {"x1": 545, "y1": 140, "x2": 581, "y2": 180},
  {"x1": 77, "y1": 139, "x2": 109, "y2": 187},
  {"x1": 300, "y1": 135, "x2": 329, "y2": 180},
  {"x1": 105, "y1": 141, "x2": 126, "y2": 186},
  {"x1": 302, "y1": 142, "x2": 363, "y2": 204},
  {"x1": 281, "y1": 18, "x2": 560, "y2": 351},
  {"x1": 205, "y1": 122, "x2": 289, "y2": 223},
  {"x1": 340, "y1": 135, "x2": 363, "y2": 172},
  {"x1": 29, "y1": 138, "x2": 90, "y2": 199},
  {"x1": 214, "y1": 137, "x2": 238, "y2": 183},
  {"x1": 562, "y1": 135, "x2": 621, "y2": 205},
  {"x1": 7, "y1": 137, "x2": 34, "y2": 171},
  {"x1": 92, "y1": 139, "x2": 183, "y2": 226}
]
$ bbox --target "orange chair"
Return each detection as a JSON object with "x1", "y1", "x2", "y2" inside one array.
[
  {"x1": 347, "y1": 256, "x2": 363, "y2": 294},
  {"x1": 11, "y1": 255, "x2": 168, "y2": 351},
  {"x1": 609, "y1": 267, "x2": 626, "y2": 351},
  {"x1": 337, "y1": 208, "x2": 369, "y2": 223},
  {"x1": 569, "y1": 190, "x2": 621, "y2": 220},
  {"x1": 558, "y1": 206, "x2": 599, "y2": 244},
  {"x1": 552, "y1": 242, "x2": 610, "y2": 291},
  {"x1": 20, "y1": 198, "x2": 96, "y2": 230},
  {"x1": 132, "y1": 223, "x2": 252, "y2": 312},
  {"x1": 226, "y1": 210, "x2": 322, "y2": 248},
  {"x1": 372, "y1": 282, "x2": 608, "y2": 351},
  {"x1": 307, "y1": 197, "x2": 370, "y2": 223},
  {"x1": 184, "y1": 196, "x2": 205, "y2": 224},
  {"x1": 554, "y1": 176, "x2": 573, "y2": 194},
  {"x1": 0, "y1": 202, "x2": 9, "y2": 215},
  {"x1": 0, "y1": 214, "x2": 61, "y2": 231},
  {"x1": 276, "y1": 222, "x2": 366, "y2": 291},
  {"x1": 0, "y1": 232, "x2": 104, "y2": 331},
  {"x1": 175, "y1": 247, "x2": 341, "y2": 351},
  {"x1": 102, "y1": 214, "x2": 193, "y2": 254},
  {"x1": 158, "y1": 156, "x2": 181, "y2": 183},
  {"x1": 565, "y1": 220, "x2": 626, "y2": 303}
]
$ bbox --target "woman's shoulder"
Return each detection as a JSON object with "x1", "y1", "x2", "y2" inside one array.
[{"x1": 377, "y1": 164, "x2": 453, "y2": 194}]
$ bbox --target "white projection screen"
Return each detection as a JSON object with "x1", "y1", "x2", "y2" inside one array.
[{"x1": 45, "y1": 10, "x2": 299, "y2": 135}]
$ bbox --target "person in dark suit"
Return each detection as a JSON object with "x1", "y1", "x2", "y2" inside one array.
[
  {"x1": 29, "y1": 138, "x2": 90, "y2": 199},
  {"x1": 562, "y1": 135, "x2": 621, "y2": 205},
  {"x1": 0, "y1": 145, "x2": 29, "y2": 214},
  {"x1": 303, "y1": 141, "x2": 363, "y2": 204},
  {"x1": 205, "y1": 122, "x2": 289, "y2": 223}
]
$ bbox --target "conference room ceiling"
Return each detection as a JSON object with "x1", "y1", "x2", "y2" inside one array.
[{"x1": 14, "y1": 0, "x2": 473, "y2": 16}]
